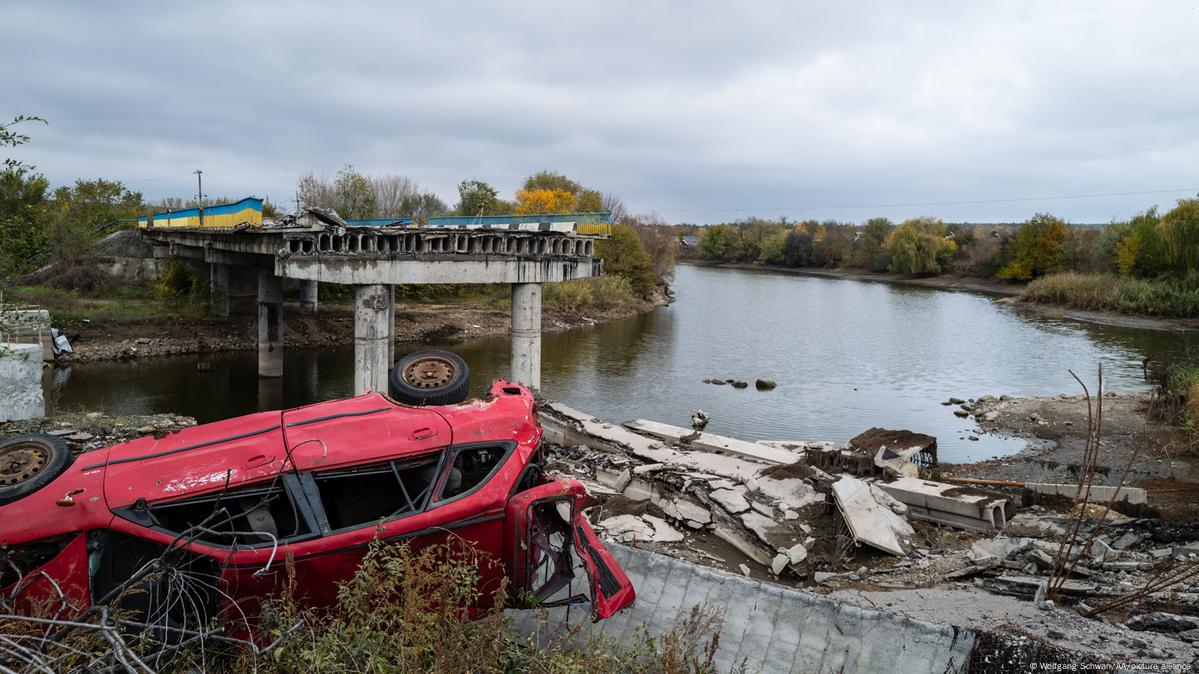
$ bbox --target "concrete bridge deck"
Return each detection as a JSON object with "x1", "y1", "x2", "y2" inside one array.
[{"x1": 142, "y1": 208, "x2": 606, "y2": 392}]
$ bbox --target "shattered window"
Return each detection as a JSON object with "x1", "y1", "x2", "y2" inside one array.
[
  {"x1": 439, "y1": 444, "x2": 508, "y2": 500},
  {"x1": 149, "y1": 481, "x2": 309, "y2": 546},
  {"x1": 314, "y1": 452, "x2": 441, "y2": 531}
]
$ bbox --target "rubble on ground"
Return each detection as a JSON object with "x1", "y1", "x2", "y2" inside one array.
[
  {"x1": 1, "y1": 411, "x2": 197, "y2": 453},
  {"x1": 539, "y1": 402, "x2": 1199, "y2": 664}
]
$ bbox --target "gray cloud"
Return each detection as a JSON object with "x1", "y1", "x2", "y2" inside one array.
[{"x1": 4, "y1": 1, "x2": 1197, "y2": 223}]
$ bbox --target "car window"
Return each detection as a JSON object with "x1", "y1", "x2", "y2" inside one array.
[
  {"x1": 439, "y1": 444, "x2": 508, "y2": 500},
  {"x1": 149, "y1": 480, "x2": 309, "y2": 546},
  {"x1": 314, "y1": 452, "x2": 441, "y2": 531}
]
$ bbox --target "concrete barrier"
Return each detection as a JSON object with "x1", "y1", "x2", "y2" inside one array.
[
  {"x1": 0, "y1": 343, "x2": 45, "y2": 422},
  {"x1": 510, "y1": 544, "x2": 976, "y2": 673}
]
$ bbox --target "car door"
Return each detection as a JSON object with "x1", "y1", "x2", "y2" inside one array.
[{"x1": 505, "y1": 480, "x2": 636, "y2": 620}]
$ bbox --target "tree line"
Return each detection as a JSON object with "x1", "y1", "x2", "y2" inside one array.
[{"x1": 691, "y1": 202, "x2": 1199, "y2": 282}]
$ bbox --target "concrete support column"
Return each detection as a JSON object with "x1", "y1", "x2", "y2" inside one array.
[
  {"x1": 510, "y1": 282, "x2": 542, "y2": 391},
  {"x1": 299, "y1": 280, "x2": 319, "y2": 315},
  {"x1": 209, "y1": 263, "x2": 230, "y2": 317},
  {"x1": 354, "y1": 284, "x2": 391, "y2": 394},
  {"x1": 387, "y1": 285, "x2": 396, "y2": 366},
  {"x1": 257, "y1": 271, "x2": 284, "y2": 378}
]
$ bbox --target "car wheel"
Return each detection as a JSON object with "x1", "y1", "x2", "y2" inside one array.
[
  {"x1": 0, "y1": 434, "x2": 73, "y2": 505},
  {"x1": 389, "y1": 350, "x2": 471, "y2": 406}
]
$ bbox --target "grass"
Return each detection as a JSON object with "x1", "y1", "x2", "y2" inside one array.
[
  {"x1": 543, "y1": 276, "x2": 641, "y2": 314},
  {"x1": 5, "y1": 284, "x2": 210, "y2": 326},
  {"x1": 1021, "y1": 272, "x2": 1199, "y2": 318}
]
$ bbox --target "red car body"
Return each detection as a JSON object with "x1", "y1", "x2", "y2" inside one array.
[{"x1": 0, "y1": 380, "x2": 634, "y2": 630}]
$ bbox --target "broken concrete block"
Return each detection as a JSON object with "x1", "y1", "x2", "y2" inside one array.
[
  {"x1": 709, "y1": 488, "x2": 751, "y2": 514},
  {"x1": 753, "y1": 474, "x2": 823, "y2": 511},
  {"x1": 971, "y1": 537, "x2": 1033, "y2": 561},
  {"x1": 814, "y1": 571, "x2": 836, "y2": 584},
  {"x1": 658, "y1": 497, "x2": 711, "y2": 529},
  {"x1": 595, "y1": 466, "x2": 631, "y2": 491},
  {"x1": 643, "y1": 515, "x2": 684, "y2": 543},
  {"x1": 879, "y1": 477, "x2": 1012, "y2": 531},
  {"x1": 832, "y1": 475, "x2": 914, "y2": 556},
  {"x1": 1005, "y1": 514, "x2": 1067, "y2": 539},
  {"x1": 771, "y1": 553, "x2": 789, "y2": 575},
  {"x1": 1111, "y1": 532, "x2": 1143, "y2": 550},
  {"x1": 786, "y1": 543, "x2": 808, "y2": 565},
  {"x1": 598, "y1": 514, "x2": 654, "y2": 543}
]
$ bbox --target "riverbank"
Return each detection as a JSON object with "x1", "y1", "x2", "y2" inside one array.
[
  {"x1": 683, "y1": 260, "x2": 1199, "y2": 332},
  {"x1": 53, "y1": 289, "x2": 671, "y2": 364}
]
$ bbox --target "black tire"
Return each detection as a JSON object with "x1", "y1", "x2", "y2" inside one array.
[
  {"x1": 389, "y1": 350, "x2": 471, "y2": 406},
  {"x1": 0, "y1": 434, "x2": 73, "y2": 506}
]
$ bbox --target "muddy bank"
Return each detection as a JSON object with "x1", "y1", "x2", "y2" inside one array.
[
  {"x1": 685, "y1": 260, "x2": 1199, "y2": 332},
  {"x1": 939, "y1": 393, "x2": 1198, "y2": 518},
  {"x1": 54, "y1": 293, "x2": 669, "y2": 364}
]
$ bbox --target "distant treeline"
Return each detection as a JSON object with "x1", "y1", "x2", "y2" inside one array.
[{"x1": 683, "y1": 199, "x2": 1199, "y2": 317}]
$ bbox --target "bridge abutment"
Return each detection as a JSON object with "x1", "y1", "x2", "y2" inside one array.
[
  {"x1": 510, "y1": 282, "x2": 542, "y2": 391},
  {"x1": 257, "y1": 271, "x2": 284, "y2": 378},
  {"x1": 354, "y1": 284, "x2": 392, "y2": 394}
]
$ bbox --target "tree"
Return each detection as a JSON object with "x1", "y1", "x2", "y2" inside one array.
[
  {"x1": 523, "y1": 170, "x2": 583, "y2": 195},
  {"x1": 884, "y1": 218, "x2": 956, "y2": 275},
  {"x1": 783, "y1": 229, "x2": 816, "y2": 267},
  {"x1": 697, "y1": 224, "x2": 741, "y2": 260},
  {"x1": 1112, "y1": 208, "x2": 1167, "y2": 277},
  {"x1": 48, "y1": 179, "x2": 144, "y2": 262},
  {"x1": 1159, "y1": 197, "x2": 1199, "y2": 276},
  {"x1": 577, "y1": 189, "x2": 603, "y2": 212},
  {"x1": 851, "y1": 217, "x2": 894, "y2": 271},
  {"x1": 1, "y1": 115, "x2": 46, "y2": 174},
  {"x1": 596, "y1": 223, "x2": 656, "y2": 296},
  {"x1": 397, "y1": 192, "x2": 448, "y2": 224},
  {"x1": 0, "y1": 170, "x2": 50, "y2": 274},
  {"x1": 601, "y1": 192, "x2": 628, "y2": 222},
  {"x1": 456, "y1": 180, "x2": 502, "y2": 216},
  {"x1": 813, "y1": 222, "x2": 855, "y2": 268},
  {"x1": 997, "y1": 213, "x2": 1072, "y2": 280},
  {"x1": 372, "y1": 175, "x2": 421, "y2": 217},
  {"x1": 515, "y1": 188, "x2": 576, "y2": 215},
  {"x1": 627, "y1": 214, "x2": 679, "y2": 282},
  {"x1": 297, "y1": 165, "x2": 378, "y2": 219}
]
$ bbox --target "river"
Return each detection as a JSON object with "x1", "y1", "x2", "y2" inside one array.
[{"x1": 46, "y1": 264, "x2": 1195, "y2": 463}]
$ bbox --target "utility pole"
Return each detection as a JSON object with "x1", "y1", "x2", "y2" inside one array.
[{"x1": 194, "y1": 169, "x2": 204, "y2": 226}]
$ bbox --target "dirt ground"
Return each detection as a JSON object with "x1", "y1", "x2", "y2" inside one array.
[
  {"x1": 940, "y1": 393, "x2": 1199, "y2": 519},
  {"x1": 54, "y1": 297, "x2": 664, "y2": 364}
]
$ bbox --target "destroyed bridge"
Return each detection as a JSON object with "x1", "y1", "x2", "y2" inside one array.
[{"x1": 139, "y1": 201, "x2": 610, "y2": 392}]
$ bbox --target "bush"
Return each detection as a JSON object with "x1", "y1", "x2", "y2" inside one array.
[
  {"x1": 544, "y1": 275, "x2": 639, "y2": 313},
  {"x1": 1021, "y1": 272, "x2": 1199, "y2": 317},
  {"x1": 154, "y1": 256, "x2": 207, "y2": 302},
  {"x1": 998, "y1": 213, "x2": 1073, "y2": 280},
  {"x1": 597, "y1": 223, "x2": 657, "y2": 297}
]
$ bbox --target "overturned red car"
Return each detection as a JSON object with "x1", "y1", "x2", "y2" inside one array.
[{"x1": 0, "y1": 350, "x2": 635, "y2": 632}]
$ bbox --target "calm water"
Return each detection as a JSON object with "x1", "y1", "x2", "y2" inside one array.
[{"x1": 46, "y1": 265, "x2": 1195, "y2": 462}]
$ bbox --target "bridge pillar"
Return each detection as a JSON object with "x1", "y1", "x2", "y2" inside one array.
[
  {"x1": 209, "y1": 263, "x2": 230, "y2": 317},
  {"x1": 257, "y1": 271, "x2": 284, "y2": 378},
  {"x1": 387, "y1": 284, "x2": 396, "y2": 366},
  {"x1": 299, "y1": 280, "x2": 319, "y2": 315},
  {"x1": 354, "y1": 284, "x2": 391, "y2": 394},
  {"x1": 227, "y1": 266, "x2": 259, "y2": 316},
  {"x1": 510, "y1": 282, "x2": 542, "y2": 390}
]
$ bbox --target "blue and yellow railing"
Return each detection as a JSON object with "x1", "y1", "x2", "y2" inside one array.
[{"x1": 138, "y1": 197, "x2": 263, "y2": 229}]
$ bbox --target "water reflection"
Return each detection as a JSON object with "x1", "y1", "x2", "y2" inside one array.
[{"x1": 47, "y1": 265, "x2": 1195, "y2": 463}]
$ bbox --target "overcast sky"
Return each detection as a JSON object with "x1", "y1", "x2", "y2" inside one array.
[{"x1": 4, "y1": 2, "x2": 1197, "y2": 224}]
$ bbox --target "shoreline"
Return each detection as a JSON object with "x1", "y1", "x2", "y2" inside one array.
[
  {"x1": 56, "y1": 291, "x2": 672, "y2": 364},
  {"x1": 682, "y1": 260, "x2": 1199, "y2": 332}
]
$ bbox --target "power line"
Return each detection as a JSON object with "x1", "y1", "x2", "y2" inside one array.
[{"x1": 654, "y1": 187, "x2": 1199, "y2": 214}]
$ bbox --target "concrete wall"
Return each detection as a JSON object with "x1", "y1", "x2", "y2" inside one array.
[
  {"x1": 510, "y1": 545, "x2": 976, "y2": 674},
  {"x1": 0, "y1": 343, "x2": 45, "y2": 422}
]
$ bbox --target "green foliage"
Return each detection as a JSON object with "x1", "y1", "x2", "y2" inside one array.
[
  {"x1": 47, "y1": 178, "x2": 143, "y2": 262},
  {"x1": 398, "y1": 192, "x2": 449, "y2": 223},
  {"x1": 697, "y1": 224, "x2": 742, "y2": 260},
  {"x1": 523, "y1": 170, "x2": 583, "y2": 195},
  {"x1": 544, "y1": 275, "x2": 639, "y2": 313},
  {"x1": 597, "y1": 223, "x2": 657, "y2": 296},
  {"x1": 0, "y1": 114, "x2": 46, "y2": 174},
  {"x1": 852, "y1": 217, "x2": 893, "y2": 271},
  {"x1": 153, "y1": 256, "x2": 207, "y2": 303},
  {"x1": 1021, "y1": 272, "x2": 1199, "y2": 318},
  {"x1": 1111, "y1": 208, "x2": 1168, "y2": 277},
  {"x1": 578, "y1": 188, "x2": 603, "y2": 212},
  {"x1": 998, "y1": 213, "x2": 1072, "y2": 280},
  {"x1": 0, "y1": 169, "x2": 51, "y2": 274},
  {"x1": 884, "y1": 218, "x2": 955, "y2": 275},
  {"x1": 784, "y1": 229, "x2": 815, "y2": 266},
  {"x1": 456, "y1": 179, "x2": 503, "y2": 216},
  {"x1": 1158, "y1": 197, "x2": 1199, "y2": 276}
]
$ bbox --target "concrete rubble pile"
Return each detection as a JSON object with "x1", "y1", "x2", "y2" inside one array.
[{"x1": 539, "y1": 402, "x2": 1199, "y2": 663}]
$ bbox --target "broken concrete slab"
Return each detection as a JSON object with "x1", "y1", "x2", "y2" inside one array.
[
  {"x1": 848, "y1": 427, "x2": 937, "y2": 477},
  {"x1": 1025, "y1": 482, "x2": 1148, "y2": 506},
  {"x1": 624, "y1": 418, "x2": 802, "y2": 465},
  {"x1": 878, "y1": 477, "x2": 1013, "y2": 531},
  {"x1": 832, "y1": 475, "x2": 914, "y2": 556},
  {"x1": 709, "y1": 487, "x2": 751, "y2": 514}
]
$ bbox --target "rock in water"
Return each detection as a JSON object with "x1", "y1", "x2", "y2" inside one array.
[{"x1": 755, "y1": 378, "x2": 777, "y2": 390}]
